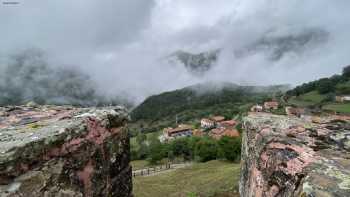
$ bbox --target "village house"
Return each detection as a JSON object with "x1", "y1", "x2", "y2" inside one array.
[
  {"x1": 250, "y1": 104, "x2": 263, "y2": 112},
  {"x1": 200, "y1": 118, "x2": 215, "y2": 129},
  {"x1": 264, "y1": 101, "x2": 279, "y2": 110},
  {"x1": 209, "y1": 127, "x2": 240, "y2": 140},
  {"x1": 160, "y1": 124, "x2": 193, "y2": 142},
  {"x1": 336, "y1": 95, "x2": 350, "y2": 103},
  {"x1": 200, "y1": 116, "x2": 226, "y2": 129}
]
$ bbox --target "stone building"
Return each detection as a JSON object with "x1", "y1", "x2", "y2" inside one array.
[
  {"x1": 200, "y1": 118, "x2": 215, "y2": 129},
  {"x1": 336, "y1": 95, "x2": 350, "y2": 103},
  {"x1": 201, "y1": 116, "x2": 226, "y2": 129}
]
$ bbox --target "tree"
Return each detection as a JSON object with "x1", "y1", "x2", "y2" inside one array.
[
  {"x1": 342, "y1": 65, "x2": 350, "y2": 78},
  {"x1": 147, "y1": 138, "x2": 165, "y2": 164},
  {"x1": 170, "y1": 138, "x2": 192, "y2": 160},
  {"x1": 217, "y1": 137, "x2": 241, "y2": 161},
  {"x1": 136, "y1": 132, "x2": 147, "y2": 145},
  {"x1": 323, "y1": 92, "x2": 336, "y2": 102},
  {"x1": 336, "y1": 83, "x2": 350, "y2": 94},
  {"x1": 167, "y1": 150, "x2": 175, "y2": 162},
  {"x1": 236, "y1": 123, "x2": 243, "y2": 133},
  {"x1": 317, "y1": 78, "x2": 335, "y2": 94},
  {"x1": 193, "y1": 122, "x2": 201, "y2": 129},
  {"x1": 138, "y1": 143, "x2": 149, "y2": 160},
  {"x1": 130, "y1": 147, "x2": 139, "y2": 161},
  {"x1": 194, "y1": 137, "x2": 218, "y2": 162}
]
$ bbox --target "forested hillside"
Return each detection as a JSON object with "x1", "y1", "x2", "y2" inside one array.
[
  {"x1": 286, "y1": 65, "x2": 350, "y2": 97},
  {"x1": 130, "y1": 82, "x2": 288, "y2": 134},
  {"x1": 286, "y1": 65, "x2": 350, "y2": 113}
]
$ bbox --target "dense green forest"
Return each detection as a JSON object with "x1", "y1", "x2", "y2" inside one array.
[
  {"x1": 130, "y1": 82, "x2": 288, "y2": 135},
  {"x1": 286, "y1": 65, "x2": 350, "y2": 97}
]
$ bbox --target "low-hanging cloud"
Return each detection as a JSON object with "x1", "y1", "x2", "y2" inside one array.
[
  {"x1": 0, "y1": 48, "x2": 134, "y2": 106},
  {"x1": 1, "y1": 0, "x2": 350, "y2": 105}
]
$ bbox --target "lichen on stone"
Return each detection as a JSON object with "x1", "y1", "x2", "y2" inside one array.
[
  {"x1": 240, "y1": 112, "x2": 350, "y2": 197},
  {"x1": 0, "y1": 105, "x2": 132, "y2": 197}
]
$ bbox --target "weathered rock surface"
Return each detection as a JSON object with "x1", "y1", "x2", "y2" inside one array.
[
  {"x1": 240, "y1": 112, "x2": 350, "y2": 197},
  {"x1": 0, "y1": 105, "x2": 132, "y2": 197}
]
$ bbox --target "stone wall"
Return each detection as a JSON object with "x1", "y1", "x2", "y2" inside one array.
[
  {"x1": 0, "y1": 105, "x2": 132, "y2": 197},
  {"x1": 240, "y1": 112, "x2": 350, "y2": 197}
]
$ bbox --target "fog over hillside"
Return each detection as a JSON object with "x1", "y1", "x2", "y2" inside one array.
[{"x1": 1, "y1": 0, "x2": 350, "y2": 104}]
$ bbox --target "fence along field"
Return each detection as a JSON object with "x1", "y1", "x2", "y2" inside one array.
[{"x1": 132, "y1": 162, "x2": 192, "y2": 177}]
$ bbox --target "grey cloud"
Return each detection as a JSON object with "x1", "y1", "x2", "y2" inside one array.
[
  {"x1": 235, "y1": 28, "x2": 329, "y2": 61},
  {"x1": 0, "y1": 0, "x2": 155, "y2": 54},
  {"x1": 1, "y1": 0, "x2": 350, "y2": 105}
]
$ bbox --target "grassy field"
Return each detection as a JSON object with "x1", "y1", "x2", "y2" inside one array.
[
  {"x1": 133, "y1": 160, "x2": 240, "y2": 197},
  {"x1": 300, "y1": 91, "x2": 326, "y2": 103},
  {"x1": 286, "y1": 90, "x2": 350, "y2": 114},
  {"x1": 131, "y1": 160, "x2": 150, "y2": 171},
  {"x1": 323, "y1": 103, "x2": 350, "y2": 114},
  {"x1": 288, "y1": 91, "x2": 326, "y2": 107}
]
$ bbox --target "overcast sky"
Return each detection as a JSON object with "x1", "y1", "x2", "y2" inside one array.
[{"x1": 1, "y1": 0, "x2": 350, "y2": 102}]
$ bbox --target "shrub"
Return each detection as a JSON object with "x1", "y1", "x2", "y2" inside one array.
[
  {"x1": 323, "y1": 92, "x2": 336, "y2": 102},
  {"x1": 136, "y1": 133, "x2": 147, "y2": 144},
  {"x1": 169, "y1": 138, "x2": 192, "y2": 160},
  {"x1": 148, "y1": 138, "x2": 165, "y2": 164},
  {"x1": 194, "y1": 137, "x2": 218, "y2": 162},
  {"x1": 217, "y1": 137, "x2": 241, "y2": 161},
  {"x1": 317, "y1": 78, "x2": 335, "y2": 94},
  {"x1": 336, "y1": 83, "x2": 350, "y2": 94}
]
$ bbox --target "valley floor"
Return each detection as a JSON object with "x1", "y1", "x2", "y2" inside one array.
[{"x1": 132, "y1": 160, "x2": 240, "y2": 197}]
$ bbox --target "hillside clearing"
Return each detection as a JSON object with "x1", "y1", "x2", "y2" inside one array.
[
  {"x1": 288, "y1": 91, "x2": 325, "y2": 107},
  {"x1": 133, "y1": 160, "x2": 240, "y2": 197},
  {"x1": 323, "y1": 103, "x2": 350, "y2": 114},
  {"x1": 299, "y1": 91, "x2": 326, "y2": 103}
]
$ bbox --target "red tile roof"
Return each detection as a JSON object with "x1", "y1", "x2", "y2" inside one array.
[
  {"x1": 201, "y1": 118, "x2": 215, "y2": 124},
  {"x1": 164, "y1": 124, "x2": 193, "y2": 135},
  {"x1": 220, "y1": 120, "x2": 237, "y2": 127},
  {"x1": 211, "y1": 116, "x2": 225, "y2": 122},
  {"x1": 223, "y1": 129, "x2": 240, "y2": 138},
  {"x1": 210, "y1": 128, "x2": 240, "y2": 139},
  {"x1": 264, "y1": 101, "x2": 279, "y2": 109}
]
